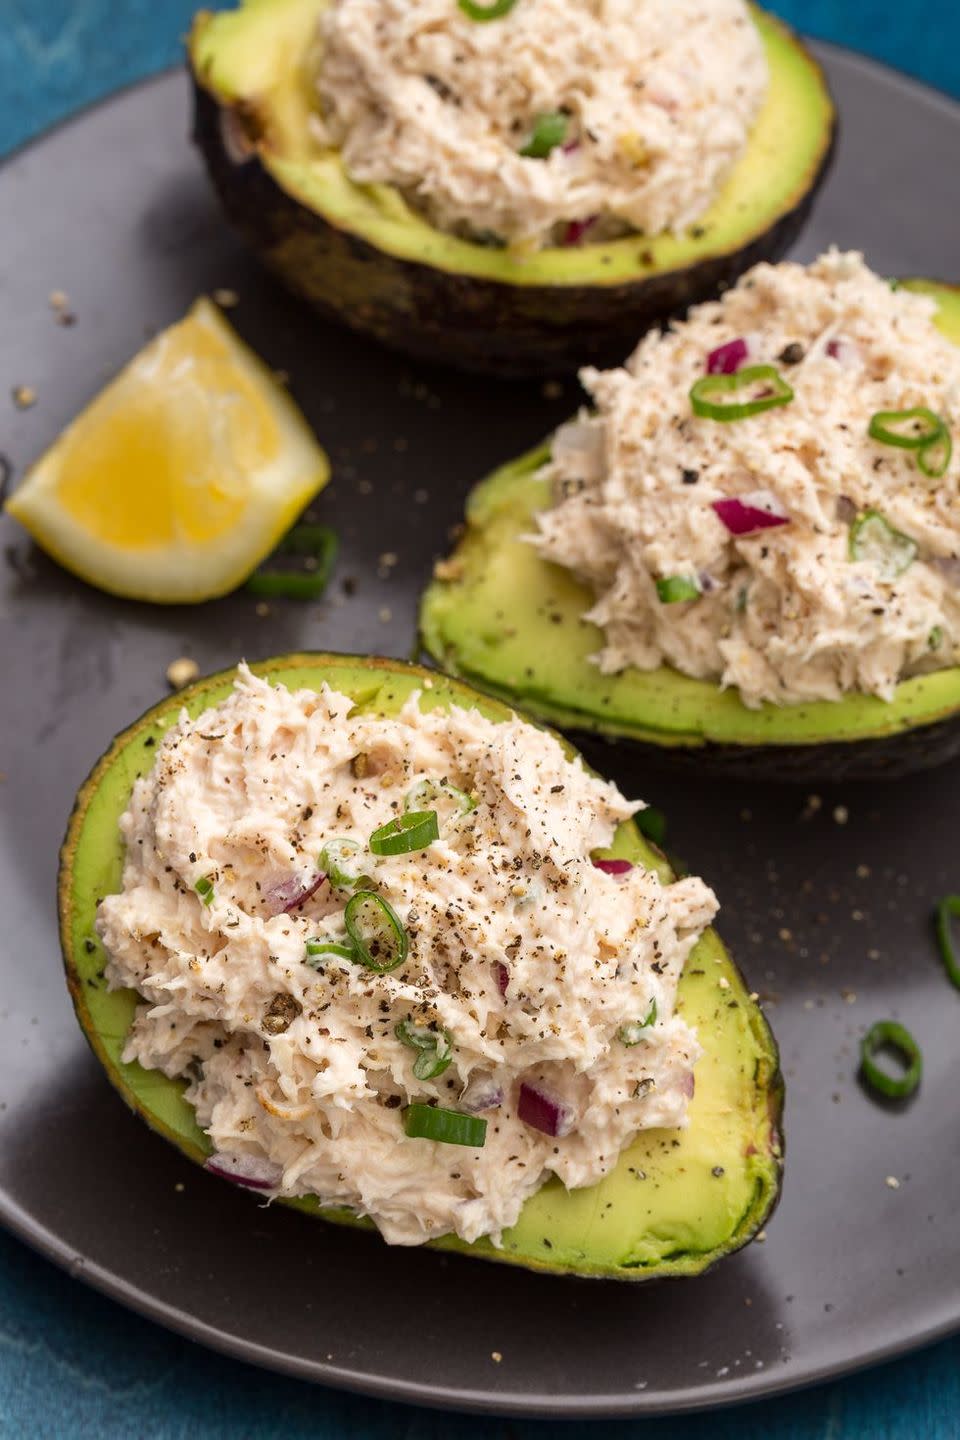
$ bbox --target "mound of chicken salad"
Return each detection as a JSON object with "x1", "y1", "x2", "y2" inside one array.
[
  {"x1": 96, "y1": 666, "x2": 716, "y2": 1247},
  {"x1": 310, "y1": 0, "x2": 768, "y2": 252},
  {"x1": 532, "y1": 250, "x2": 960, "y2": 709}
]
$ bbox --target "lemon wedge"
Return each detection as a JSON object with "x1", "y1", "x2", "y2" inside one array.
[{"x1": 4, "y1": 298, "x2": 330, "y2": 603}]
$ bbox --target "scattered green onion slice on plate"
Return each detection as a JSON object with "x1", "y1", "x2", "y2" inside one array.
[
  {"x1": 304, "y1": 939, "x2": 356, "y2": 967},
  {"x1": 690, "y1": 365, "x2": 794, "y2": 422},
  {"x1": 457, "y1": 0, "x2": 517, "y2": 19},
  {"x1": 404, "y1": 1103, "x2": 487, "y2": 1147},
  {"x1": 867, "y1": 407, "x2": 945, "y2": 450},
  {"x1": 194, "y1": 875, "x2": 215, "y2": 905},
  {"x1": 244, "y1": 524, "x2": 338, "y2": 601},
  {"x1": 344, "y1": 891, "x2": 408, "y2": 972},
  {"x1": 520, "y1": 111, "x2": 568, "y2": 159},
  {"x1": 848, "y1": 509, "x2": 917, "y2": 580},
  {"x1": 656, "y1": 576, "x2": 701, "y2": 604},
  {"x1": 369, "y1": 810, "x2": 439, "y2": 856},
  {"x1": 934, "y1": 895, "x2": 960, "y2": 990},
  {"x1": 396, "y1": 1020, "x2": 454, "y2": 1080},
  {"x1": 618, "y1": 999, "x2": 658, "y2": 1046},
  {"x1": 860, "y1": 1020, "x2": 923, "y2": 1100},
  {"x1": 319, "y1": 837, "x2": 363, "y2": 889}
]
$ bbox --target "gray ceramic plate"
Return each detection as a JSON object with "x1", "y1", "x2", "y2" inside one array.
[{"x1": 1, "y1": 42, "x2": 959, "y2": 1420}]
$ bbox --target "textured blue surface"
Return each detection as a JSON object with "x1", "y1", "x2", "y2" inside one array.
[{"x1": 1, "y1": 3, "x2": 959, "y2": 1435}]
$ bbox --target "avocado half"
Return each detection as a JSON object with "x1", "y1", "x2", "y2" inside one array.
[
  {"x1": 188, "y1": 0, "x2": 835, "y2": 377},
  {"x1": 421, "y1": 283, "x2": 960, "y2": 782},
  {"x1": 60, "y1": 654, "x2": 781, "y2": 1281}
]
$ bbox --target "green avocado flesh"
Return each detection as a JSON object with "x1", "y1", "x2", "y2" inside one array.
[
  {"x1": 60, "y1": 655, "x2": 781, "y2": 1281},
  {"x1": 421, "y1": 283, "x2": 960, "y2": 758},
  {"x1": 188, "y1": 0, "x2": 834, "y2": 373}
]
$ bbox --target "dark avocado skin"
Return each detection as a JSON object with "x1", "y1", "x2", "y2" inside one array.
[
  {"x1": 60, "y1": 653, "x2": 782, "y2": 1281},
  {"x1": 189, "y1": 3, "x2": 835, "y2": 377},
  {"x1": 419, "y1": 281, "x2": 960, "y2": 783}
]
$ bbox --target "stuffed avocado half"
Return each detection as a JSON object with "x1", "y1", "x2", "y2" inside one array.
[
  {"x1": 61, "y1": 654, "x2": 781, "y2": 1281},
  {"x1": 188, "y1": 0, "x2": 834, "y2": 376},
  {"x1": 421, "y1": 274, "x2": 960, "y2": 782}
]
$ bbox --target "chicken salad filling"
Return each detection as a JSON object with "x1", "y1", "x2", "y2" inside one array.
[
  {"x1": 96, "y1": 666, "x2": 716, "y2": 1246},
  {"x1": 532, "y1": 251, "x2": 960, "y2": 708},
  {"x1": 310, "y1": 0, "x2": 768, "y2": 252}
]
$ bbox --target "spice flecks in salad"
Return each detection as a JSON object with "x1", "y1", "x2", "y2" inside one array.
[
  {"x1": 533, "y1": 251, "x2": 960, "y2": 708},
  {"x1": 96, "y1": 666, "x2": 714, "y2": 1246},
  {"x1": 310, "y1": 0, "x2": 768, "y2": 251}
]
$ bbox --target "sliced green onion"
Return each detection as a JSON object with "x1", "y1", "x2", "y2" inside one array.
[
  {"x1": 868, "y1": 407, "x2": 944, "y2": 450},
  {"x1": 519, "y1": 111, "x2": 568, "y2": 159},
  {"x1": 369, "y1": 810, "x2": 439, "y2": 857},
  {"x1": 404, "y1": 1103, "x2": 487, "y2": 1147},
  {"x1": 618, "y1": 999, "x2": 658, "y2": 1046},
  {"x1": 245, "y1": 524, "x2": 338, "y2": 601},
  {"x1": 396, "y1": 1020, "x2": 453, "y2": 1080},
  {"x1": 319, "y1": 837, "x2": 363, "y2": 889},
  {"x1": 860, "y1": 1020, "x2": 922, "y2": 1100},
  {"x1": 305, "y1": 939, "x2": 356, "y2": 967},
  {"x1": 848, "y1": 509, "x2": 917, "y2": 580},
  {"x1": 690, "y1": 365, "x2": 794, "y2": 422},
  {"x1": 457, "y1": 0, "x2": 517, "y2": 19},
  {"x1": 918, "y1": 426, "x2": 952, "y2": 479},
  {"x1": 656, "y1": 576, "x2": 701, "y2": 604},
  {"x1": 344, "y1": 891, "x2": 408, "y2": 972},
  {"x1": 636, "y1": 806, "x2": 666, "y2": 847},
  {"x1": 934, "y1": 895, "x2": 960, "y2": 990},
  {"x1": 194, "y1": 875, "x2": 215, "y2": 905},
  {"x1": 406, "y1": 777, "x2": 476, "y2": 816}
]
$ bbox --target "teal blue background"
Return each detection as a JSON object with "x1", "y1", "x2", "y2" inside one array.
[{"x1": 2, "y1": 2, "x2": 959, "y2": 1434}]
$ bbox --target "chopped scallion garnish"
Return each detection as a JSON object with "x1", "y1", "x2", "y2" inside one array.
[
  {"x1": 656, "y1": 576, "x2": 700, "y2": 604},
  {"x1": 194, "y1": 875, "x2": 215, "y2": 905},
  {"x1": 396, "y1": 1019, "x2": 454, "y2": 1080},
  {"x1": 690, "y1": 365, "x2": 793, "y2": 422},
  {"x1": 520, "y1": 111, "x2": 568, "y2": 159},
  {"x1": 404, "y1": 1103, "x2": 487, "y2": 1147},
  {"x1": 848, "y1": 510, "x2": 917, "y2": 580},
  {"x1": 406, "y1": 777, "x2": 476, "y2": 817},
  {"x1": 344, "y1": 890, "x2": 408, "y2": 972},
  {"x1": 868, "y1": 407, "x2": 944, "y2": 450},
  {"x1": 618, "y1": 999, "x2": 658, "y2": 1046},
  {"x1": 319, "y1": 837, "x2": 363, "y2": 889},
  {"x1": 244, "y1": 524, "x2": 338, "y2": 601},
  {"x1": 934, "y1": 895, "x2": 960, "y2": 990},
  {"x1": 860, "y1": 1020, "x2": 922, "y2": 1100},
  {"x1": 457, "y1": 0, "x2": 517, "y2": 19},
  {"x1": 305, "y1": 939, "x2": 356, "y2": 967},
  {"x1": 369, "y1": 810, "x2": 439, "y2": 856}
]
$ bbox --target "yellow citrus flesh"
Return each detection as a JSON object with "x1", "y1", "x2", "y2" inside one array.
[{"x1": 5, "y1": 299, "x2": 330, "y2": 603}]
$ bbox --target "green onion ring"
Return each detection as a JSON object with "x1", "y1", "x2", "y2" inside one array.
[
  {"x1": 369, "y1": 810, "x2": 439, "y2": 857},
  {"x1": 519, "y1": 111, "x2": 568, "y2": 159},
  {"x1": 656, "y1": 576, "x2": 701, "y2": 604},
  {"x1": 690, "y1": 365, "x2": 794, "y2": 422},
  {"x1": 405, "y1": 777, "x2": 476, "y2": 816},
  {"x1": 396, "y1": 1020, "x2": 454, "y2": 1080},
  {"x1": 457, "y1": 0, "x2": 517, "y2": 19},
  {"x1": 860, "y1": 1020, "x2": 923, "y2": 1100},
  {"x1": 847, "y1": 509, "x2": 917, "y2": 579},
  {"x1": 304, "y1": 939, "x2": 356, "y2": 967},
  {"x1": 868, "y1": 407, "x2": 945, "y2": 450},
  {"x1": 404, "y1": 1103, "x2": 487, "y2": 1147},
  {"x1": 618, "y1": 999, "x2": 658, "y2": 1046},
  {"x1": 245, "y1": 524, "x2": 338, "y2": 601},
  {"x1": 344, "y1": 891, "x2": 408, "y2": 972},
  {"x1": 935, "y1": 895, "x2": 960, "y2": 990},
  {"x1": 319, "y1": 837, "x2": 363, "y2": 889},
  {"x1": 918, "y1": 426, "x2": 953, "y2": 479},
  {"x1": 194, "y1": 875, "x2": 215, "y2": 905}
]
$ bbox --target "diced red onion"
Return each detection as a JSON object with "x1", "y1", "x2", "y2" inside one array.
[
  {"x1": 562, "y1": 138, "x2": 581, "y2": 155},
  {"x1": 698, "y1": 571, "x2": 718, "y2": 594},
  {"x1": 836, "y1": 494, "x2": 858, "y2": 524},
  {"x1": 518, "y1": 1080, "x2": 575, "y2": 1138},
  {"x1": 826, "y1": 336, "x2": 860, "y2": 368},
  {"x1": 264, "y1": 870, "x2": 326, "y2": 916},
  {"x1": 932, "y1": 556, "x2": 960, "y2": 586},
  {"x1": 205, "y1": 1151, "x2": 281, "y2": 1191},
  {"x1": 563, "y1": 215, "x2": 597, "y2": 246},
  {"x1": 745, "y1": 1142, "x2": 758, "y2": 1157},
  {"x1": 592, "y1": 858, "x2": 634, "y2": 878},
  {"x1": 459, "y1": 1074, "x2": 504, "y2": 1113},
  {"x1": 494, "y1": 961, "x2": 510, "y2": 996},
  {"x1": 681, "y1": 1071, "x2": 696, "y2": 1099},
  {"x1": 706, "y1": 337, "x2": 750, "y2": 375},
  {"x1": 712, "y1": 490, "x2": 790, "y2": 537}
]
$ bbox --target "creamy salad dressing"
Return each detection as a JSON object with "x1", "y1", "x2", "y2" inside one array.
[
  {"x1": 97, "y1": 667, "x2": 716, "y2": 1246},
  {"x1": 533, "y1": 252, "x2": 960, "y2": 708},
  {"x1": 311, "y1": 0, "x2": 768, "y2": 251}
]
